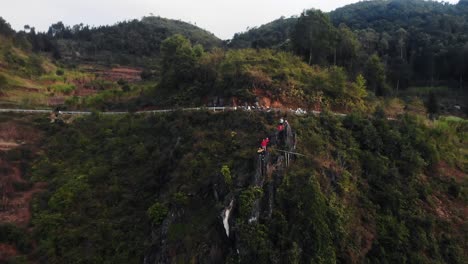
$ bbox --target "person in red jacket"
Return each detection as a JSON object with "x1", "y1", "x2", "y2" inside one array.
[{"x1": 261, "y1": 137, "x2": 270, "y2": 151}]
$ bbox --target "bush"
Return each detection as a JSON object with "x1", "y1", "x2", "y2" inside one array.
[
  {"x1": 447, "y1": 179, "x2": 461, "y2": 199},
  {"x1": 221, "y1": 165, "x2": 233, "y2": 187},
  {"x1": 0, "y1": 73, "x2": 7, "y2": 87},
  {"x1": 147, "y1": 202, "x2": 168, "y2": 226},
  {"x1": 0, "y1": 224, "x2": 32, "y2": 253},
  {"x1": 117, "y1": 78, "x2": 128, "y2": 86},
  {"x1": 140, "y1": 69, "x2": 153, "y2": 80},
  {"x1": 56, "y1": 68, "x2": 65, "y2": 76},
  {"x1": 50, "y1": 83, "x2": 76, "y2": 94}
]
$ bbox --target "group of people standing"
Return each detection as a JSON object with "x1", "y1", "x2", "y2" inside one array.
[{"x1": 257, "y1": 118, "x2": 288, "y2": 154}]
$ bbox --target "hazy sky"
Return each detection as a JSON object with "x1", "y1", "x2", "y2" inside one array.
[{"x1": 1, "y1": 0, "x2": 460, "y2": 39}]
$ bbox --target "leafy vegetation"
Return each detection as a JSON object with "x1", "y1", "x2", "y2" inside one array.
[
  {"x1": 28, "y1": 111, "x2": 466, "y2": 263},
  {"x1": 136, "y1": 36, "x2": 368, "y2": 111},
  {"x1": 0, "y1": 224, "x2": 32, "y2": 254},
  {"x1": 49, "y1": 83, "x2": 75, "y2": 94},
  {"x1": 30, "y1": 111, "x2": 269, "y2": 263},
  {"x1": 331, "y1": 0, "x2": 468, "y2": 91}
]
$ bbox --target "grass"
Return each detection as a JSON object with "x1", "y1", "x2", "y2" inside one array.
[{"x1": 50, "y1": 83, "x2": 76, "y2": 94}]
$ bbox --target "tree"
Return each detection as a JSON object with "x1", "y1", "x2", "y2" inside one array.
[
  {"x1": 160, "y1": 34, "x2": 198, "y2": 90},
  {"x1": 336, "y1": 24, "x2": 361, "y2": 71},
  {"x1": 395, "y1": 28, "x2": 408, "y2": 60},
  {"x1": 391, "y1": 28, "x2": 410, "y2": 92},
  {"x1": 291, "y1": 10, "x2": 336, "y2": 65},
  {"x1": 389, "y1": 57, "x2": 411, "y2": 93},
  {"x1": 426, "y1": 92, "x2": 439, "y2": 119},
  {"x1": 350, "y1": 74, "x2": 368, "y2": 100},
  {"x1": 0, "y1": 17, "x2": 14, "y2": 36},
  {"x1": 47, "y1": 22, "x2": 71, "y2": 38},
  {"x1": 365, "y1": 54, "x2": 387, "y2": 96}
]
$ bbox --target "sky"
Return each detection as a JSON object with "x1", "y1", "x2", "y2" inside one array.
[{"x1": 1, "y1": 0, "x2": 461, "y2": 39}]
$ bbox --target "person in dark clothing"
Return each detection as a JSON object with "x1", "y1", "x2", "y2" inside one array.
[{"x1": 277, "y1": 119, "x2": 286, "y2": 146}]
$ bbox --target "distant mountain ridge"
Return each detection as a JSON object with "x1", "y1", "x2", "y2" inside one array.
[
  {"x1": 50, "y1": 16, "x2": 223, "y2": 65},
  {"x1": 229, "y1": 0, "x2": 466, "y2": 49}
]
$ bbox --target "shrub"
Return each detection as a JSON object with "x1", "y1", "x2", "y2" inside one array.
[
  {"x1": 147, "y1": 202, "x2": 168, "y2": 226},
  {"x1": 50, "y1": 83, "x2": 76, "y2": 94},
  {"x1": 56, "y1": 68, "x2": 65, "y2": 76},
  {"x1": 0, "y1": 73, "x2": 7, "y2": 87},
  {"x1": 239, "y1": 187, "x2": 263, "y2": 218},
  {"x1": 141, "y1": 69, "x2": 153, "y2": 80},
  {"x1": 221, "y1": 165, "x2": 232, "y2": 187},
  {"x1": 447, "y1": 179, "x2": 461, "y2": 199},
  {"x1": 0, "y1": 224, "x2": 32, "y2": 253}
]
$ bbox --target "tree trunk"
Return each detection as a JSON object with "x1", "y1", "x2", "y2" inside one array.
[
  {"x1": 308, "y1": 50, "x2": 313, "y2": 65},
  {"x1": 460, "y1": 74, "x2": 463, "y2": 90},
  {"x1": 334, "y1": 48, "x2": 337, "y2": 66},
  {"x1": 396, "y1": 79, "x2": 400, "y2": 95}
]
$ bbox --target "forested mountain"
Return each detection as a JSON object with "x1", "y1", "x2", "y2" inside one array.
[
  {"x1": 331, "y1": 0, "x2": 468, "y2": 89},
  {"x1": 48, "y1": 16, "x2": 222, "y2": 65},
  {"x1": 229, "y1": 0, "x2": 468, "y2": 94},
  {"x1": 6, "y1": 16, "x2": 221, "y2": 66}
]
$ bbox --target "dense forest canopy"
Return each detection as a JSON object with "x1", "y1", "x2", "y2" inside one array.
[
  {"x1": 25, "y1": 111, "x2": 467, "y2": 263},
  {"x1": 229, "y1": 0, "x2": 468, "y2": 94},
  {"x1": 331, "y1": 0, "x2": 468, "y2": 89}
]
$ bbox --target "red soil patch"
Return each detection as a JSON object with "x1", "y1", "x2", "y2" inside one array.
[
  {"x1": 74, "y1": 88, "x2": 97, "y2": 96},
  {"x1": 85, "y1": 67, "x2": 142, "y2": 83},
  {"x1": 0, "y1": 121, "x2": 44, "y2": 261},
  {"x1": 0, "y1": 243, "x2": 18, "y2": 260},
  {"x1": 0, "y1": 122, "x2": 41, "y2": 143},
  {"x1": 0, "y1": 122, "x2": 45, "y2": 227},
  {"x1": 0, "y1": 180, "x2": 47, "y2": 227},
  {"x1": 425, "y1": 193, "x2": 467, "y2": 227},
  {"x1": 436, "y1": 161, "x2": 467, "y2": 182},
  {"x1": 0, "y1": 158, "x2": 41, "y2": 227},
  {"x1": 253, "y1": 88, "x2": 284, "y2": 108},
  {"x1": 11, "y1": 86, "x2": 40, "y2": 93},
  {"x1": 48, "y1": 96, "x2": 66, "y2": 106}
]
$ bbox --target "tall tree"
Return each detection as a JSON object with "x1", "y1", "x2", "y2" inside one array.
[
  {"x1": 291, "y1": 10, "x2": 336, "y2": 65},
  {"x1": 426, "y1": 91, "x2": 439, "y2": 119},
  {"x1": 365, "y1": 54, "x2": 387, "y2": 96},
  {"x1": 336, "y1": 24, "x2": 361, "y2": 73},
  {"x1": 0, "y1": 17, "x2": 14, "y2": 36},
  {"x1": 160, "y1": 34, "x2": 198, "y2": 90}
]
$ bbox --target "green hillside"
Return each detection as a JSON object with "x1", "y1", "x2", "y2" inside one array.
[
  {"x1": 49, "y1": 16, "x2": 223, "y2": 66},
  {"x1": 23, "y1": 111, "x2": 466, "y2": 263}
]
